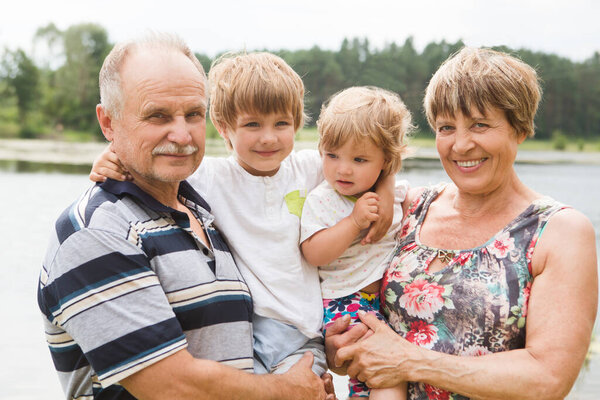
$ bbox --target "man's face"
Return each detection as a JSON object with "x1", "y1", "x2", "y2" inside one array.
[{"x1": 109, "y1": 49, "x2": 207, "y2": 187}]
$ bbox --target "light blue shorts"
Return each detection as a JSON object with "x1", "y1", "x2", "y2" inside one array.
[{"x1": 252, "y1": 314, "x2": 327, "y2": 376}]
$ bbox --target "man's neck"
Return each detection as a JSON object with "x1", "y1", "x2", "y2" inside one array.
[{"x1": 131, "y1": 177, "x2": 182, "y2": 209}]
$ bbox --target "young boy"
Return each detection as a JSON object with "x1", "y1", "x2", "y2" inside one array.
[
  {"x1": 301, "y1": 86, "x2": 411, "y2": 399},
  {"x1": 90, "y1": 52, "x2": 395, "y2": 379}
]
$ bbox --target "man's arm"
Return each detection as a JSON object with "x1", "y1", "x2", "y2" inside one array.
[
  {"x1": 302, "y1": 192, "x2": 379, "y2": 266},
  {"x1": 122, "y1": 349, "x2": 331, "y2": 400}
]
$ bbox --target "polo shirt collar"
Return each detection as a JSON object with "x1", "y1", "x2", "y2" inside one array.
[{"x1": 100, "y1": 179, "x2": 211, "y2": 213}]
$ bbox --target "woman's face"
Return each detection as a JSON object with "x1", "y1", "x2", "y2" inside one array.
[{"x1": 434, "y1": 107, "x2": 526, "y2": 196}]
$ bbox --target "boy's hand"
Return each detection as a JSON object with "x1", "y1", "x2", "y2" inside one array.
[
  {"x1": 350, "y1": 192, "x2": 380, "y2": 230},
  {"x1": 90, "y1": 144, "x2": 131, "y2": 182}
]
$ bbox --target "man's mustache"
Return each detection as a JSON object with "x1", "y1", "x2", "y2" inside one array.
[{"x1": 152, "y1": 143, "x2": 198, "y2": 155}]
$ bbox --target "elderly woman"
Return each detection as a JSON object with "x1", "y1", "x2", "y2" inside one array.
[{"x1": 326, "y1": 47, "x2": 598, "y2": 399}]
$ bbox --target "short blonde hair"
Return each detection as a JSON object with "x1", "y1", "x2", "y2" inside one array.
[
  {"x1": 99, "y1": 32, "x2": 206, "y2": 120},
  {"x1": 424, "y1": 47, "x2": 542, "y2": 138},
  {"x1": 317, "y1": 86, "x2": 412, "y2": 176},
  {"x1": 208, "y1": 52, "x2": 306, "y2": 148}
]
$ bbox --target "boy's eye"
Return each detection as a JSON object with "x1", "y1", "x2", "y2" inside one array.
[
  {"x1": 276, "y1": 120, "x2": 291, "y2": 127},
  {"x1": 244, "y1": 122, "x2": 259, "y2": 128},
  {"x1": 325, "y1": 153, "x2": 337, "y2": 159}
]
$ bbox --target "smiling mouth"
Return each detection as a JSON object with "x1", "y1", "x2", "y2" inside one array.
[
  {"x1": 255, "y1": 150, "x2": 279, "y2": 157},
  {"x1": 455, "y1": 158, "x2": 487, "y2": 167}
]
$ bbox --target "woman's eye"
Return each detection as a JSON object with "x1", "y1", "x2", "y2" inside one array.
[{"x1": 473, "y1": 122, "x2": 489, "y2": 129}]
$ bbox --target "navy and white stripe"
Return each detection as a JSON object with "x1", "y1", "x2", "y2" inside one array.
[{"x1": 38, "y1": 179, "x2": 254, "y2": 399}]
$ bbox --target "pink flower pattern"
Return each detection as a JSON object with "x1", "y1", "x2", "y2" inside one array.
[{"x1": 399, "y1": 278, "x2": 447, "y2": 320}]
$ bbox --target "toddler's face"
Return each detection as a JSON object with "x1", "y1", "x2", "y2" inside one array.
[
  {"x1": 322, "y1": 137, "x2": 385, "y2": 197},
  {"x1": 223, "y1": 112, "x2": 296, "y2": 176}
]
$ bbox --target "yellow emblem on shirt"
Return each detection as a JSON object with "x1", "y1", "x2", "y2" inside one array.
[{"x1": 284, "y1": 189, "x2": 308, "y2": 217}]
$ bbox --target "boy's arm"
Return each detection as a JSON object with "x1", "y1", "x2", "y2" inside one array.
[
  {"x1": 89, "y1": 144, "x2": 130, "y2": 182},
  {"x1": 302, "y1": 192, "x2": 379, "y2": 266},
  {"x1": 365, "y1": 173, "x2": 395, "y2": 244}
]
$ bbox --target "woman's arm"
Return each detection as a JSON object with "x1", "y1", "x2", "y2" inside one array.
[
  {"x1": 302, "y1": 192, "x2": 379, "y2": 266},
  {"x1": 335, "y1": 208, "x2": 598, "y2": 400}
]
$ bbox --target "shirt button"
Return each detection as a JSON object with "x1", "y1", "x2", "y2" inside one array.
[{"x1": 202, "y1": 248, "x2": 209, "y2": 255}]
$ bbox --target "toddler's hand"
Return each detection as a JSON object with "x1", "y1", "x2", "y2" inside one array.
[
  {"x1": 89, "y1": 144, "x2": 130, "y2": 182},
  {"x1": 350, "y1": 192, "x2": 379, "y2": 230}
]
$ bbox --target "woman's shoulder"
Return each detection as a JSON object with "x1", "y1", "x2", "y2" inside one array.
[{"x1": 401, "y1": 183, "x2": 448, "y2": 216}]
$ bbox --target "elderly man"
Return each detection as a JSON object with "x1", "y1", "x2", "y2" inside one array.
[{"x1": 37, "y1": 34, "x2": 331, "y2": 400}]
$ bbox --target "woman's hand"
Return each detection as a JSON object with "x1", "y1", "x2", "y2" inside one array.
[
  {"x1": 89, "y1": 144, "x2": 131, "y2": 182},
  {"x1": 336, "y1": 311, "x2": 415, "y2": 389},
  {"x1": 324, "y1": 314, "x2": 369, "y2": 375}
]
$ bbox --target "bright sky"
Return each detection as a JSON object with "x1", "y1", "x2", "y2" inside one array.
[{"x1": 1, "y1": 0, "x2": 598, "y2": 61}]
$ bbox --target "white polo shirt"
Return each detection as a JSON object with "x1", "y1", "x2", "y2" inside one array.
[{"x1": 188, "y1": 150, "x2": 324, "y2": 338}]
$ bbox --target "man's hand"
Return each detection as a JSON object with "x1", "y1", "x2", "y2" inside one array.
[
  {"x1": 90, "y1": 144, "x2": 131, "y2": 183},
  {"x1": 351, "y1": 192, "x2": 380, "y2": 230},
  {"x1": 280, "y1": 352, "x2": 334, "y2": 400}
]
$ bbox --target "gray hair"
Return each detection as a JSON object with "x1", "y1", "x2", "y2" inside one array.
[{"x1": 99, "y1": 32, "x2": 207, "y2": 119}]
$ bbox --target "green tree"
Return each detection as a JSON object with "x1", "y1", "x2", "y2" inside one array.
[{"x1": 0, "y1": 48, "x2": 40, "y2": 137}]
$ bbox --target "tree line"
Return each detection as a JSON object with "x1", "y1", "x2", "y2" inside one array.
[{"x1": 1, "y1": 23, "x2": 599, "y2": 141}]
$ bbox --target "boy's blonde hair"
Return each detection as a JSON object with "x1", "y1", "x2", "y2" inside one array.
[
  {"x1": 317, "y1": 86, "x2": 411, "y2": 176},
  {"x1": 208, "y1": 52, "x2": 306, "y2": 148},
  {"x1": 424, "y1": 47, "x2": 542, "y2": 138}
]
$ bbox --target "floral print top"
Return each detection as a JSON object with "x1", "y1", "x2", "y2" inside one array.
[{"x1": 381, "y1": 184, "x2": 568, "y2": 400}]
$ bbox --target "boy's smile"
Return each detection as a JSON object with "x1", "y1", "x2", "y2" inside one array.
[{"x1": 223, "y1": 112, "x2": 296, "y2": 177}]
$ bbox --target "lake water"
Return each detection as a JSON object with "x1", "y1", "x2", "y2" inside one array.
[{"x1": 1, "y1": 160, "x2": 598, "y2": 399}]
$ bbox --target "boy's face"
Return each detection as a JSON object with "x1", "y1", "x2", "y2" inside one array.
[
  {"x1": 222, "y1": 112, "x2": 295, "y2": 176},
  {"x1": 322, "y1": 137, "x2": 385, "y2": 197}
]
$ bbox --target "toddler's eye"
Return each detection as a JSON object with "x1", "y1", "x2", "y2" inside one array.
[{"x1": 354, "y1": 157, "x2": 366, "y2": 163}]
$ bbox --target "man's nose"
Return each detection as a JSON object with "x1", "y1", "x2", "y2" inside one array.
[{"x1": 167, "y1": 117, "x2": 193, "y2": 144}]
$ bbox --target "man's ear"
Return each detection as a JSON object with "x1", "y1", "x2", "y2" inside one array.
[{"x1": 96, "y1": 104, "x2": 115, "y2": 142}]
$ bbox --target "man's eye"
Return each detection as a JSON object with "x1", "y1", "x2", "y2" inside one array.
[{"x1": 151, "y1": 113, "x2": 166, "y2": 119}]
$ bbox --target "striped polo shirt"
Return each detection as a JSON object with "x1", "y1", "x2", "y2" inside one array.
[{"x1": 38, "y1": 179, "x2": 254, "y2": 400}]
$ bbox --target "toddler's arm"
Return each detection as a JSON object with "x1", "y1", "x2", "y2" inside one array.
[
  {"x1": 89, "y1": 145, "x2": 130, "y2": 182},
  {"x1": 302, "y1": 192, "x2": 380, "y2": 266}
]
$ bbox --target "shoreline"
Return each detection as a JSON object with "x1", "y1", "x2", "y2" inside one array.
[{"x1": 1, "y1": 138, "x2": 599, "y2": 168}]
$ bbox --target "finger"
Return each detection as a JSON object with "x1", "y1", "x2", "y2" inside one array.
[
  {"x1": 321, "y1": 372, "x2": 335, "y2": 396},
  {"x1": 357, "y1": 310, "x2": 387, "y2": 332},
  {"x1": 325, "y1": 314, "x2": 351, "y2": 337},
  {"x1": 297, "y1": 351, "x2": 315, "y2": 369},
  {"x1": 335, "y1": 342, "x2": 359, "y2": 367},
  {"x1": 356, "y1": 329, "x2": 374, "y2": 342},
  {"x1": 89, "y1": 172, "x2": 107, "y2": 183}
]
